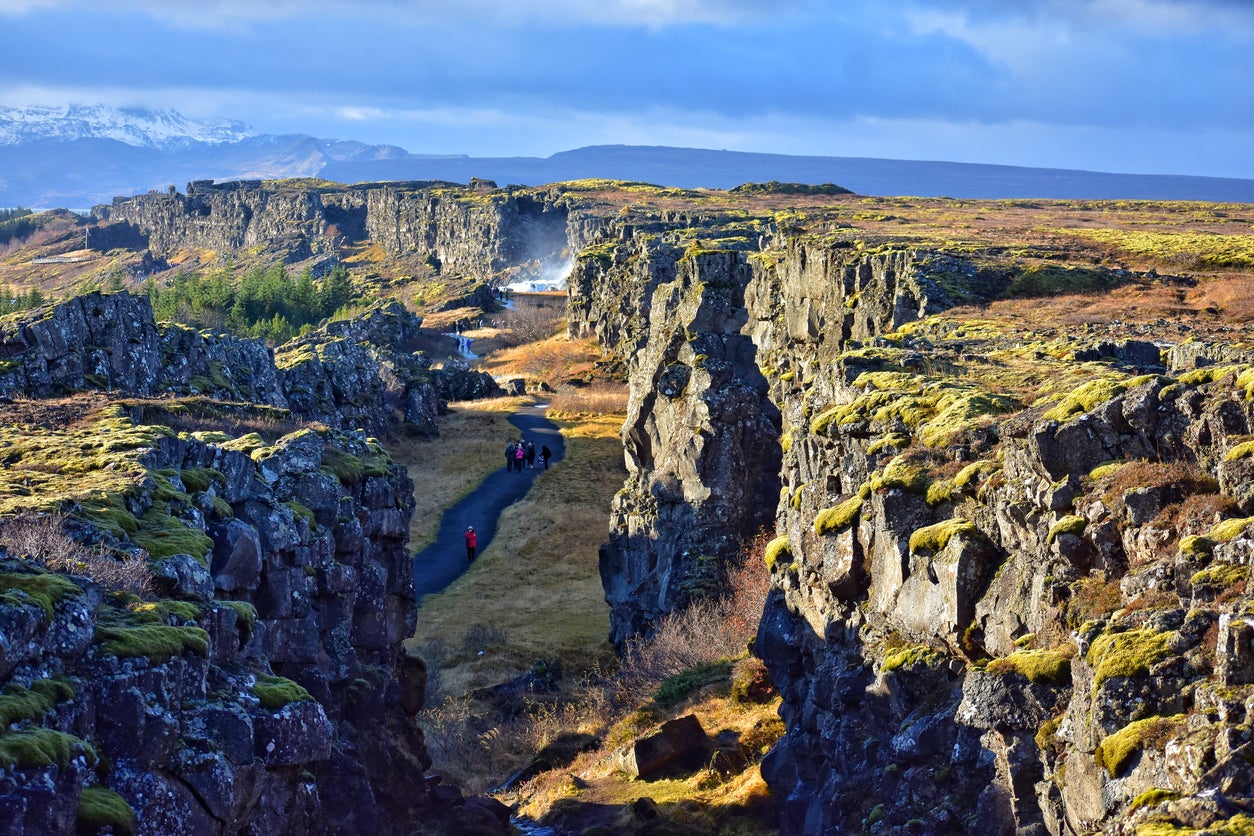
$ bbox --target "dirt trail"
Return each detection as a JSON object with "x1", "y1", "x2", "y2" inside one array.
[{"x1": 411, "y1": 403, "x2": 566, "y2": 598}]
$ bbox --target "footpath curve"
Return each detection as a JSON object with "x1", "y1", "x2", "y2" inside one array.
[{"x1": 411, "y1": 402, "x2": 567, "y2": 599}]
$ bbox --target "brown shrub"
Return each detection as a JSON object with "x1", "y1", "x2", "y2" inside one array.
[
  {"x1": 616, "y1": 533, "x2": 772, "y2": 703},
  {"x1": 0, "y1": 512, "x2": 153, "y2": 596},
  {"x1": 1066, "y1": 575, "x2": 1124, "y2": 628}
]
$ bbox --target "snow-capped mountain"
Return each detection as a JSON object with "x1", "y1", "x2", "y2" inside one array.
[{"x1": 0, "y1": 104, "x2": 254, "y2": 149}]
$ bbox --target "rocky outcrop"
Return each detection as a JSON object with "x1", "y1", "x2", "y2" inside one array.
[
  {"x1": 578, "y1": 224, "x2": 1254, "y2": 834},
  {"x1": 0, "y1": 291, "x2": 493, "y2": 436},
  {"x1": 586, "y1": 237, "x2": 781, "y2": 647},
  {"x1": 0, "y1": 421, "x2": 432, "y2": 834},
  {"x1": 0, "y1": 291, "x2": 285, "y2": 404}
]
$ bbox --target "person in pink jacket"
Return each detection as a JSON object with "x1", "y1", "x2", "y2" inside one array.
[{"x1": 465, "y1": 526, "x2": 477, "y2": 561}]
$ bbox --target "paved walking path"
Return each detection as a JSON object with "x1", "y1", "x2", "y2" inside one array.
[{"x1": 411, "y1": 403, "x2": 566, "y2": 599}]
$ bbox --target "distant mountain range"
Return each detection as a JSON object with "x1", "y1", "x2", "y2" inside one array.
[{"x1": 3, "y1": 104, "x2": 1253, "y2": 210}]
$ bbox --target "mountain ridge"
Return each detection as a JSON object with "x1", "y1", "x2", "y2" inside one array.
[{"x1": 3, "y1": 104, "x2": 1254, "y2": 210}]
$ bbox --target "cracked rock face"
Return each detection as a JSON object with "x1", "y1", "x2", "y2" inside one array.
[
  {"x1": 577, "y1": 224, "x2": 1254, "y2": 834},
  {"x1": 0, "y1": 425, "x2": 429, "y2": 835}
]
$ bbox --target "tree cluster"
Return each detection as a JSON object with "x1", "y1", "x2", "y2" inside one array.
[{"x1": 145, "y1": 264, "x2": 358, "y2": 344}]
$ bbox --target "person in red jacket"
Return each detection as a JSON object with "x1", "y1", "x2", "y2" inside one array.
[{"x1": 465, "y1": 525, "x2": 477, "y2": 561}]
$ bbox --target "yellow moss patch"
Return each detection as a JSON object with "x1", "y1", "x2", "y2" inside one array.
[
  {"x1": 1087, "y1": 628, "x2": 1173, "y2": 689},
  {"x1": 1096, "y1": 714, "x2": 1186, "y2": 777},
  {"x1": 814, "y1": 494, "x2": 864, "y2": 535},
  {"x1": 1048, "y1": 515, "x2": 1087, "y2": 543},
  {"x1": 908, "y1": 518, "x2": 979, "y2": 554},
  {"x1": 763, "y1": 536, "x2": 791, "y2": 571},
  {"x1": 985, "y1": 649, "x2": 1072, "y2": 686},
  {"x1": 1208, "y1": 516, "x2": 1254, "y2": 542}
]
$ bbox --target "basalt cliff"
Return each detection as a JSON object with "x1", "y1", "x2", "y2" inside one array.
[{"x1": 569, "y1": 202, "x2": 1254, "y2": 835}]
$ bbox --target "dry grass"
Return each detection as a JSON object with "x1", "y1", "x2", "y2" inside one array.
[
  {"x1": 384, "y1": 396, "x2": 534, "y2": 553},
  {"x1": 479, "y1": 332, "x2": 606, "y2": 387},
  {"x1": 546, "y1": 383, "x2": 630, "y2": 419}
]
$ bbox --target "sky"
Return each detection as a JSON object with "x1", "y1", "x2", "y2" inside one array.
[{"x1": 1, "y1": 0, "x2": 1252, "y2": 179}]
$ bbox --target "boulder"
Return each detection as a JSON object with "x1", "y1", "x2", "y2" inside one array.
[{"x1": 617, "y1": 714, "x2": 708, "y2": 779}]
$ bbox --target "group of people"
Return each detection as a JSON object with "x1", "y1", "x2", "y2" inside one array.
[
  {"x1": 465, "y1": 438, "x2": 555, "y2": 560},
  {"x1": 505, "y1": 438, "x2": 551, "y2": 472}
]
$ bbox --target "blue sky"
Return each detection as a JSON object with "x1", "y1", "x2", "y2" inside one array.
[{"x1": 2, "y1": 0, "x2": 1252, "y2": 178}]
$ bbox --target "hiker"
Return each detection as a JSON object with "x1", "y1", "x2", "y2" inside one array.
[
  {"x1": 526, "y1": 440, "x2": 536, "y2": 469},
  {"x1": 514, "y1": 442, "x2": 526, "y2": 472},
  {"x1": 541, "y1": 444, "x2": 552, "y2": 469},
  {"x1": 465, "y1": 525, "x2": 477, "y2": 561},
  {"x1": 505, "y1": 440, "x2": 516, "y2": 471}
]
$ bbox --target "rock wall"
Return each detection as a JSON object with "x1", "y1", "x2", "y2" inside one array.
[
  {"x1": 0, "y1": 425, "x2": 429, "y2": 834},
  {"x1": 579, "y1": 228, "x2": 1254, "y2": 834},
  {"x1": 0, "y1": 290, "x2": 497, "y2": 436},
  {"x1": 592, "y1": 242, "x2": 781, "y2": 646},
  {"x1": 93, "y1": 181, "x2": 581, "y2": 281}
]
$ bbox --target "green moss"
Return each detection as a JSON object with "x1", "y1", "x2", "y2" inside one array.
[
  {"x1": 0, "y1": 728, "x2": 96, "y2": 770},
  {"x1": 1034, "y1": 714, "x2": 1063, "y2": 751},
  {"x1": 0, "y1": 571, "x2": 83, "y2": 620},
  {"x1": 253, "y1": 674, "x2": 315, "y2": 710},
  {"x1": 1042, "y1": 377, "x2": 1132, "y2": 423},
  {"x1": 177, "y1": 467, "x2": 225, "y2": 493},
  {"x1": 320, "y1": 445, "x2": 390, "y2": 486},
  {"x1": 869, "y1": 455, "x2": 929, "y2": 494},
  {"x1": 283, "y1": 500, "x2": 315, "y2": 524},
  {"x1": 1096, "y1": 714, "x2": 1186, "y2": 777},
  {"x1": 1179, "y1": 535, "x2": 1216, "y2": 558},
  {"x1": 867, "y1": 433, "x2": 909, "y2": 456},
  {"x1": 1208, "y1": 516, "x2": 1254, "y2": 542},
  {"x1": 815, "y1": 494, "x2": 864, "y2": 535},
  {"x1": 763, "y1": 536, "x2": 791, "y2": 571},
  {"x1": 882, "y1": 644, "x2": 944, "y2": 672},
  {"x1": 207, "y1": 495, "x2": 234, "y2": 520},
  {"x1": 953, "y1": 459, "x2": 995, "y2": 489},
  {"x1": 908, "y1": 518, "x2": 979, "y2": 554},
  {"x1": 77, "y1": 785, "x2": 136, "y2": 836},
  {"x1": 1048, "y1": 515, "x2": 1087, "y2": 543},
  {"x1": 221, "y1": 600, "x2": 257, "y2": 635},
  {"x1": 128, "y1": 599, "x2": 201, "y2": 624},
  {"x1": 918, "y1": 392, "x2": 1016, "y2": 447},
  {"x1": 1129, "y1": 787, "x2": 1179, "y2": 813},
  {"x1": 0, "y1": 685, "x2": 54, "y2": 727},
  {"x1": 1087, "y1": 459, "x2": 1126, "y2": 480},
  {"x1": 985, "y1": 649, "x2": 1072, "y2": 686},
  {"x1": 1224, "y1": 440, "x2": 1254, "y2": 462},
  {"x1": 220, "y1": 432, "x2": 266, "y2": 455},
  {"x1": 1087, "y1": 628, "x2": 1173, "y2": 689},
  {"x1": 95, "y1": 624, "x2": 210, "y2": 663},
  {"x1": 653, "y1": 660, "x2": 733, "y2": 708},
  {"x1": 131, "y1": 507, "x2": 213, "y2": 563},
  {"x1": 1191, "y1": 563, "x2": 1249, "y2": 589}
]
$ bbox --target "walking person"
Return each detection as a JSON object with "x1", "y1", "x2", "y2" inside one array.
[
  {"x1": 505, "y1": 440, "x2": 516, "y2": 471},
  {"x1": 514, "y1": 442, "x2": 525, "y2": 472},
  {"x1": 541, "y1": 444, "x2": 552, "y2": 470},
  {"x1": 465, "y1": 526, "x2": 477, "y2": 561},
  {"x1": 526, "y1": 440, "x2": 536, "y2": 469}
]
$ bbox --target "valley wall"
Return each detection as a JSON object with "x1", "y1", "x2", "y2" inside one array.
[
  {"x1": 574, "y1": 223, "x2": 1254, "y2": 834},
  {"x1": 92, "y1": 180, "x2": 583, "y2": 281}
]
